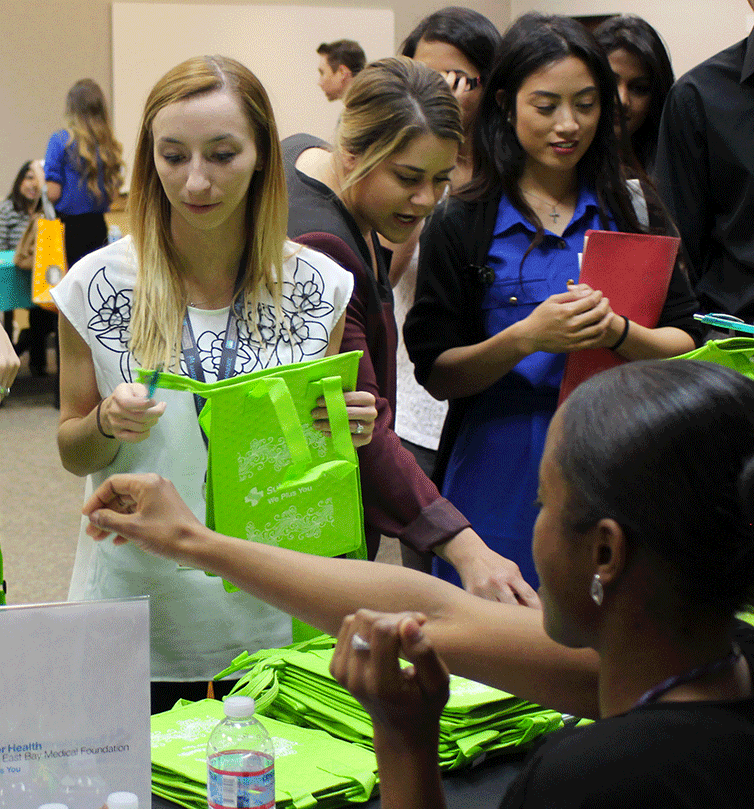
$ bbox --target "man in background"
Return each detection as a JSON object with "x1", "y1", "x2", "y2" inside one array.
[
  {"x1": 655, "y1": 3, "x2": 754, "y2": 321},
  {"x1": 317, "y1": 40, "x2": 366, "y2": 101}
]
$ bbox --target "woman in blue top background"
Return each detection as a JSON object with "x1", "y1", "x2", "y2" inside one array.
[
  {"x1": 405, "y1": 13, "x2": 701, "y2": 589},
  {"x1": 44, "y1": 79, "x2": 124, "y2": 267},
  {"x1": 36, "y1": 79, "x2": 124, "y2": 383}
]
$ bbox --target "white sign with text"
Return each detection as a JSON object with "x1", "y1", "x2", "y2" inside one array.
[{"x1": 0, "y1": 598, "x2": 151, "y2": 808}]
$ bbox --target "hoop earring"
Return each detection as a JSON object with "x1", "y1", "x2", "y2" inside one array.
[{"x1": 590, "y1": 573, "x2": 604, "y2": 606}]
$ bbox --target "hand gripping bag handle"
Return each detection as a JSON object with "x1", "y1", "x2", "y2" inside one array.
[{"x1": 307, "y1": 375, "x2": 353, "y2": 460}]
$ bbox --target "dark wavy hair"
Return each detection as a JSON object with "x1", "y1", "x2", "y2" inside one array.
[
  {"x1": 7, "y1": 161, "x2": 41, "y2": 213},
  {"x1": 400, "y1": 7, "x2": 502, "y2": 86},
  {"x1": 594, "y1": 15, "x2": 674, "y2": 172},
  {"x1": 465, "y1": 13, "x2": 643, "y2": 259},
  {"x1": 558, "y1": 360, "x2": 754, "y2": 616}
]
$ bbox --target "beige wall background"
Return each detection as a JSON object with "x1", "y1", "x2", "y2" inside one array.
[
  {"x1": 112, "y1": 3, "x2": 395, "y2": 186},
  {"x1": 0, "y1": 0, "x2": 509, "y2": 193},
  {"x1": 1, "y1": 0, "x2": 751, "y2": 196}
]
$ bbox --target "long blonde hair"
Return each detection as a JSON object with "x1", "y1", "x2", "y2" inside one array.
[
  {"x1": 336, "y1": 56, "x2": 463, "y2": 190},
  {"x1": 64, "y1": 79, "x2": 124, "y2": 203},
  {"x1": 128, "y1": 55, "x2": 289, "y2": 370}
]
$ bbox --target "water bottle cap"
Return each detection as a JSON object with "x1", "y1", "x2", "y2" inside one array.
[
  {"x1": 223, "y1": 695, "x2": 256, "y2": 718},
  {"x1": 105, "y1": 792, "x2": 139, "y2": 808}
]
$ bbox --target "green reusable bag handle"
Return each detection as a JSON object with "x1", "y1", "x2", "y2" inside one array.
[
  {"x1": 308, "y1": 375, "x2": 354, "y2": 460},
  {"x1": 135, "y1": 367, "x2": 355, "y2": 469},
  {"x1": 246, "y1": 376, "x2": 313, "y2": 471}
]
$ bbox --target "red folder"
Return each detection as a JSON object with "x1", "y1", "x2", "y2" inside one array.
[{"x1": 558, "y1": 229, "x2": 680, "y2": 404}]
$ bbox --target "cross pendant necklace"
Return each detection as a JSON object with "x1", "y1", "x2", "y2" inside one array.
[{"x1": 521, "y1": 188, "x2": 568, "y2": 225}]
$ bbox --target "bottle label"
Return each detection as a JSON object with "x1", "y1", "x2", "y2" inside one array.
[{"x1": 207, "y1": 751, "x2": 274, "y2": 809}]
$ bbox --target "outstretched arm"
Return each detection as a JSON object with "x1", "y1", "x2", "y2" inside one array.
[{"x1": 84, "y1": 473, "x2": 599, "y2": 717}]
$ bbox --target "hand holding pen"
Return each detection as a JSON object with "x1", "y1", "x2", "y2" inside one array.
[{"x1": 96, "y1": 380, "x2": 166, "y2": 443}]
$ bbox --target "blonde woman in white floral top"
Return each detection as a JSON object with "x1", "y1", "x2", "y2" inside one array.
[{"x1": 51, "y1": 56, "x2": 376, "y2": 712}]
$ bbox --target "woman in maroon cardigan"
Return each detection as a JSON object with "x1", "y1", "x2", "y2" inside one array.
[{"x1": 283, "y1": 57, "x2": 539, "y2": 606}]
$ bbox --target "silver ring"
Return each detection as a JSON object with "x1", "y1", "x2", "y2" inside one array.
[
  {"x1": 350, "y1": 632, "x2": 371, "y2": 652},
  {"x1": 353, "y1": 421, "x2": 364, "y2": 435}
]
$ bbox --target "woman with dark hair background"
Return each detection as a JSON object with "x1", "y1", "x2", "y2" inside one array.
[
  {"x1": 400, "y1": 7, "x2": 502, "y2": 188},
  {"x1": 0, "y1": 161, "x2": 41, "y2": 252},
  {"x1": 0, "y1": 161, "x2": 43, "y2": 372},
  {"x1": 404, "y1": 13, "x2": 701, "y2": 589},
  {"x1": 594, "y1": 14, "x2": 674, "y2": 174}
]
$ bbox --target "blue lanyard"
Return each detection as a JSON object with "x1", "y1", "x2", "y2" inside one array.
[
  {"x1": 633, "y1": 644, "x2": 741, "y2": 708},
  {"x1": 181, "y1": 252, "x2": 248, "y2": 443}
]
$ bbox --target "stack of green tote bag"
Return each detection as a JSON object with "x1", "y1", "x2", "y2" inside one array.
[{"x1": 216, "y1": 635, "x2": 563, "y2": 771}]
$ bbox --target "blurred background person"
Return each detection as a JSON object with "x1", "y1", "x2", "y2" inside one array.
[
  {"x1": 655, "y1": 0, "x2": 754, "y2": 322},
  {"x1": 0, "y1": 160, "x2": 42, "y2": 358},
  {"x1": 39, "y1": 79, "x2": 124, "y2": 383},
  {"x1": 44, "y1": 78, "x2": 124, "y2": 267},
  {"x1": 316, "y1": 39, "x2": 366, "y2": 101},
  {"x1": 594, "y1": 14, "x2": 674, "y2": 175}
]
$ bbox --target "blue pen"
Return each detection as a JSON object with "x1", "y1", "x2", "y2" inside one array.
[
  {"x1": 694, "y1": 313, "x2": 754, "y2": 335},
  {"x1": 147, "y1": 365, "x2": 163, "y2": 399}
]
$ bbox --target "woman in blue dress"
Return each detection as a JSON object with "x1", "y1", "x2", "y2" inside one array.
[{"x1": 404, "y1": 13, "x2": 702, "y2": 588}]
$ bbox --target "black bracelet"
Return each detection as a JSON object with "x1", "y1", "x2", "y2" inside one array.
[
  {"x1": 96, "y1": 399, "x2": 115, "y2": 439},
  {"x1": 610, "y1": 315, "x2": 630, "y2": 351}
]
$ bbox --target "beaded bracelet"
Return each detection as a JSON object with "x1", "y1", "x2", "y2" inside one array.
[
  {"x1": 96, "y1": 400, "x2": 116, "y2": 439},
  {"x1": 609, "y1": 315, "x2": 630, "y2": 351}
]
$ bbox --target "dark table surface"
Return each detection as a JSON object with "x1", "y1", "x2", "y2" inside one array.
[{"x1": 151, "y1": 751, "x2": 524, "y2": 808}]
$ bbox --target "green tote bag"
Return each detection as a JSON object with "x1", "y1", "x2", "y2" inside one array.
[
  {"x1": 136, "y1": 350, "x2": 366, "y2": 582},
  {"x1": 676, "y1": 337, "x2": 754, "y2": 378}
]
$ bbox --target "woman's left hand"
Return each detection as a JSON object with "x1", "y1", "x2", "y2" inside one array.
[
  {"x1": 312, "y1": 390, "x2": 377, "y2": 447},
  {"x1": 561, "y1": 282, "x2": 626, "y2": 350},
  {"x1": 330, "y1": 609, "x2": 450, "y2": 748}
]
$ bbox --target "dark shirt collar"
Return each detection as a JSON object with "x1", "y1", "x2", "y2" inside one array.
[{"x1": 741, "y1": 26, "x2": 754, "y2": 83}]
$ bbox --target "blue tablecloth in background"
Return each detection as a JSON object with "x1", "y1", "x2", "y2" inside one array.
[{"x1": 0, "y1": 250, "x2": 32, "y2": 310}]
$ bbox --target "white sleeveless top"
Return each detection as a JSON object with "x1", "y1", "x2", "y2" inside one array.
[{"x1": 52, "y1": 237, "x2": 353, "y2": 680}]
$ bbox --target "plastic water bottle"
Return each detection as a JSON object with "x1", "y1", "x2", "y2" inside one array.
[{"x1": 207, "y1": 696, "x2": 274, "y2": 809}]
